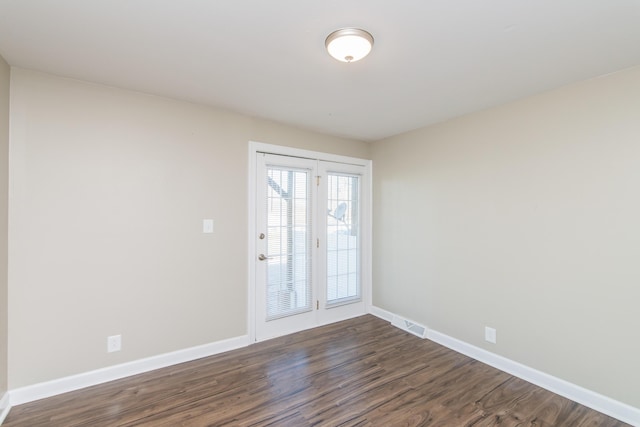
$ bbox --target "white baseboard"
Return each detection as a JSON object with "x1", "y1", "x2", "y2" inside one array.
[
  {"x1": 368, "y1": 305, "x2": 393, "y2": 322},
  {"x1": 7, "y1": 310, "x2": 640, "y2": 426},
  {"x1": 10, "y1": 335, "x2": 250, "y2": 406},
  {"x1": 369, "y1": 306, "x2": 639, "y2": 427},
  {"x1": 0, "y1": 392, "x2": 10, "y2": 424}
]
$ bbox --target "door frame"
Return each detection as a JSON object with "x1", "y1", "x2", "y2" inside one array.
[{"x1": 248, "y1": 141, "x2": 372, "y2": 342}]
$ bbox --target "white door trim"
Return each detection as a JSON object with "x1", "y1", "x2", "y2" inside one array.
[{"x1": 248, "y1": 141, "x2": 372, "y2": 343}]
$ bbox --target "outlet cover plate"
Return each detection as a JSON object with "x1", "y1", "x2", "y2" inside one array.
[
  {"x1": 485, "y1": 327, "x2": 497, "y2": 344},
  {"x1": 107, "y1": 335, "x2": 122, "y2": 352},
  {"x1": 203, "y1": 219, "x2": 214, "y2": 233}
]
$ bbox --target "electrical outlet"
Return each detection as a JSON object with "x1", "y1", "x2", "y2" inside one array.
[
  {"x1": 203, "y1": 219, "x2": 214, "y2": 233},
  {"x1": 485, "y1": 327, "x2": 497, "y2": 344},
  {"x1": 107, "y1": 335, "x2": 121, "y2": 353}
]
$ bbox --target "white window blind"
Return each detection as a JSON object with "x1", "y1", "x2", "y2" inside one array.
[
  {"x1": 265, "y1": 166, "x2": 313, "y2": 320},
  {"x1": 326, "y1": 173, "x2": 360, "y2": 305}
]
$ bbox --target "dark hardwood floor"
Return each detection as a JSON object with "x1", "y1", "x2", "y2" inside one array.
[{"x1": 4, "y1": 315, "x2": 629, "y2": 426}]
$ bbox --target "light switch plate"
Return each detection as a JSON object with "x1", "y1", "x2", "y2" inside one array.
[{"x1": 203, "y1": 219, "x2": 214, "y2": 233}]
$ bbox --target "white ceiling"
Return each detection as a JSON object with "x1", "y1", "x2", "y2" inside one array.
[{"x1": 0, "y1": 1, "x2": 639, "y2": 142}]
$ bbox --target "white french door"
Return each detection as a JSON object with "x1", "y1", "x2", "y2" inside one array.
[
  {"x1": 316, "y1": 161, "x2": 367, "y2": 326},
  {"x1": 255, "y1": 154, "x2": 317, "y2": 339},
  {"x1": 252, "y1": 147, "x2": 370, "y2": 342}
]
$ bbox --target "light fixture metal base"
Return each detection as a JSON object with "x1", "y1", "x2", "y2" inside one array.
[{"x1": 325, "y1": 28, "x2": 374, "y2": 63}]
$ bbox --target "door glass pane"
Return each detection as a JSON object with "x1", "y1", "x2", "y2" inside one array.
[
  {"x1": 326, "y1": 173, "x2": 360, "y2": 305},
  {"x1": 265, "y1": 167, "x2": 312, "y2": 320}
]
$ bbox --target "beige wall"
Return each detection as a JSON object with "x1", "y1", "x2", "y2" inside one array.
[
  {"x1": 371, "y1": 65, "x2": 640, "y2": 408},
  {"x1": 0, "y1": 55, "x2": 10, "y2": 395},
  {"x1": 8, "y1": 61, "x2": 639, "y2": 411},
  {"x1": 8, "y1": 68, "x2": 370, "y2": 389}
]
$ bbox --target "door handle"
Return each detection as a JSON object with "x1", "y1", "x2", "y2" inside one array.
[{"x1": 258, "y1": 254, "x2": 272, "y2": 261}]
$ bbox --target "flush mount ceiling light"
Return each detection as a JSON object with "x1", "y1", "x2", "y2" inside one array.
[{"x1": 325, "y1": 28, "x2": 374, "y2": 63}]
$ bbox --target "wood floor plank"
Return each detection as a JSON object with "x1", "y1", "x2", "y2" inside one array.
[{"x1": 4, "y1": 315, "x2": 630, "y2": 426}]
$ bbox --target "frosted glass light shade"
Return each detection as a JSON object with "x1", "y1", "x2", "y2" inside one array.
[{"x1": 325, "y1": 28, "x2": 374, "y2": 63}]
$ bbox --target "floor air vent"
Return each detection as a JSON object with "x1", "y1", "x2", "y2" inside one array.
[{"x1": 391, "y1": 315, "x2": 427, "y2": 338}]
